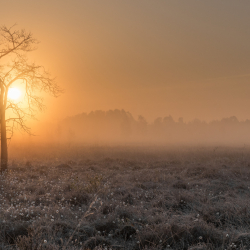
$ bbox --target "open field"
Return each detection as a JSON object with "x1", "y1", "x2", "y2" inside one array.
[{"x1": 1, "y1": 145, "x2": 250, "y2": 249}]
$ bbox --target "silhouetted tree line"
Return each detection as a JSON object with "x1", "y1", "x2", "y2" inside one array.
[{"x1": 57, "y1": 110, "x2": 250, "y2": 145}]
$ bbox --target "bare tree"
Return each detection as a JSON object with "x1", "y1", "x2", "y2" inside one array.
[{"x1": 0, "y1": 25, "x2": 62, "y2": 172}]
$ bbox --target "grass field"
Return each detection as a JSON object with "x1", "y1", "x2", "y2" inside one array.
[{"x1": 1, "y1": 145, "x2": 250, "y2": 250}]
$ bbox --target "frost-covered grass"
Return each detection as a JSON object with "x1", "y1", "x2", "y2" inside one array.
[{"x1": 1, "y1": 145, "x2": 250, "y2": 249}]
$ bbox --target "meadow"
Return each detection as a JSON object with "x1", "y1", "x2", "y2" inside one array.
[{"x1": 1, "y1": 144, "x2": 250, "y2": 250}]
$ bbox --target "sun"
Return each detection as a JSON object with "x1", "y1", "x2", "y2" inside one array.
[{"x1": 8, "y1": 88, "x2": 22, "y2": 100}]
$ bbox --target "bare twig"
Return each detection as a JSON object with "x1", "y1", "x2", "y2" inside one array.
[{"x1": 0, "y1": 25, "x2": 63, "y2": 140}]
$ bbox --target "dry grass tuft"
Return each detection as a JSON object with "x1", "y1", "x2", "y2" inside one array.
[{"x1": 1, "y1": 145, "x2": 250, "y2": 249}]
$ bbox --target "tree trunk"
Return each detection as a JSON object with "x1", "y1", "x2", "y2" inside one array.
[{"x1": 0, "y1": 86, "x2": 8, "y2": 173}]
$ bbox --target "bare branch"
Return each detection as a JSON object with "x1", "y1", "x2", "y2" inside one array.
[
  {"x1": 0, "y1": 24, "x2": 63, "y2": 139},
  {"x1": 0, "y1": 25, "x2": 38, "y2": 59}
]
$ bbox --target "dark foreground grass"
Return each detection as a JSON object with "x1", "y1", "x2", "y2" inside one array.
[{"x1": 1, "y1": 145, "x2": 250, "y2": 249}]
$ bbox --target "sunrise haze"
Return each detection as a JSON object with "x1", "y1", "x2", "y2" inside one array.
[
  {"x1": 3, "y1": 3, "x2": 250, "y2": 247},
  {"x1": 1, "y1": 0, "x2": 250, "y2": 125}
]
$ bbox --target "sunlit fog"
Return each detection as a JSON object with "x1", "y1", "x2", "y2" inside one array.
[{"x1": 1, "y1": 2, "x2": 250, "y2": 249}]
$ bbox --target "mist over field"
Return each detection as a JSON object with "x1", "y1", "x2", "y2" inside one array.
[
  {"x1": 11, "y1": 110, "x2": 250, "y2": 148},
  {"x1": 2, "y1": 1, "x2": 250, "y2": 249}
]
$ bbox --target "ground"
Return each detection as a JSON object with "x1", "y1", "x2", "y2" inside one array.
[{"x1": 1, "y1": 145, "x2": 250, "y2": 250}]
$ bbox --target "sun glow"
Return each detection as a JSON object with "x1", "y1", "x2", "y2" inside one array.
[{"x1": 8, "y1": 88, "x2": 22, "y2": 100}]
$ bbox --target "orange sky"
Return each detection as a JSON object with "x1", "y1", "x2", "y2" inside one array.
[{"x1": 2, "y1": 0, "x2": 250, "y2": 124}]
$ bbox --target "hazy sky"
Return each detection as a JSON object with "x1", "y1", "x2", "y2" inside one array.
[{"x1": 2, "y1": 0, "x2": 250, "y2": 123}]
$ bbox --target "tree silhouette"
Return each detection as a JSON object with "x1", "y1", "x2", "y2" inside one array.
[{"x1": 0, "y1": 25, "x2": 62, "y2": 172}]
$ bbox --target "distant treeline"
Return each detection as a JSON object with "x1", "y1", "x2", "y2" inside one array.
[{"x1": 56, "y1": 109, "x2": 250, "y2": 145}]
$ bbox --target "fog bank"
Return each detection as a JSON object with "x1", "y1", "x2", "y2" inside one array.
[{"x1": 12, "y1": 110, "x2": 250, "y2": 147}]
